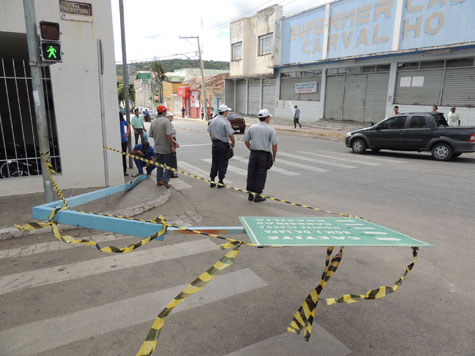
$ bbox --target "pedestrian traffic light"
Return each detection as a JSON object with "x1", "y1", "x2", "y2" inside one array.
[{"x1": 39, "y1": 21, "x2": 62, "y2": 63}]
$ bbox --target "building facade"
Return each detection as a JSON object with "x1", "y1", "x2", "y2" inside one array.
[
  {"x1": 227, "y1": 0, "x2": 475, "y2": 126},
  {"x1": 0, "y1": 0, "x2": 122, "y2": 196}
]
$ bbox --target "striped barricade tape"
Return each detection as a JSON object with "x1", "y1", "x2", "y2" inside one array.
[
  {"x1": 136, "y1": 241, "x2": 243, "y2": 356},
  {"x1": 103, "y1": 146, "x2": 365, "y2": 220}
]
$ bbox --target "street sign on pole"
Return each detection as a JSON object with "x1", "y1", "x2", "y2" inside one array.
[{"x1": 239, "y1": 217, "x2": 432, "y2": 247}]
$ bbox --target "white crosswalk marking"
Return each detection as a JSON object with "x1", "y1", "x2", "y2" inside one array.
[
  {"x1": 319, "y1": 150, "x2": 407, "y2": 164},
  {"x1": 232, "y1": 156, "x2": 299, "y2": 176},
  {"x1": 279, "y1": 152, "x2": 357, "y2": 169},
  {"x1": 0, "y1": 233, "x2": 132, "y2": 260},
  {"x1": 202, "y1": 158, "x2": 247, "y2": 175},
  {"x1": 179, "y1": 161, "x2": 232, "y2": 182},
  {"x1": 0, "y1": 268, "x2": 267, "y2": 356},
  {"x1": 276, "y1": 157, "x2": 331, "y2": 173},
  {"x1": 0, "y1": 239, "x2": 218, "y2": 296},
  {"x1": 298, "y1": 151, "x2": 380, "y2": 166}
]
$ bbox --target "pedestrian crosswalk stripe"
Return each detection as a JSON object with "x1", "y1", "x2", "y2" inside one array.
[
  {"x1": 232, "y1": 156, "x2": 299, "y2": 176},
  {"x1": 319, "y1": 150, "x2": 407, "y2": 164},
  {"x1": 222, "y1": 330, "x2": 351, "y2": 356},
  {"x1": 279, "y1": 152, "x2": 357, "y2": 169},
  {"x1": 179, "y1": 161, "x2": 233, "y2": 183},
  {"x1": 202, "y1": 158, "x2": 248, "y2": 176},
  {"x1": 0, "y1": 268, "x2": 267, "y2": 356},
  {"x1": 298, "y1": 151, "x2": 380, "y2": 166},
  {"x1": 276, "y1": 157, "x2": 331, "y2": 173},
  {"x1": 0, "y1": 239, "x2": 218, "y2": 296},
  {"x1": 0, "y1": 233, "x2": 133, "y2": 260}
]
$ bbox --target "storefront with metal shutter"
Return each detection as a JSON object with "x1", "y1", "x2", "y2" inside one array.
[
  {"x1": 247, "y1": 79, "x2": 260, "y2": 115},
  {"x1": 324, "y1": 66, "x2": 389, "y2": 122},
  {"x1": 235, "y1": 79, "x2": 247, "y2": 114},
  {"x1": 262, "y1": 78, "x2": 275, "y2": 115}
]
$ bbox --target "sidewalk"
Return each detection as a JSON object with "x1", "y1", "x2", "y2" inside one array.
[
  {"x1": 174, "y1": 114, "x2": 369, "y2": 139},
  {"x1": 0, "y1": 176, "x2": 171, "y2": 239}
]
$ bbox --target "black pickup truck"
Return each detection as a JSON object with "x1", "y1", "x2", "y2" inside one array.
[{"x1": 345, "y1": 113, "x2": 475, "y2": 161}]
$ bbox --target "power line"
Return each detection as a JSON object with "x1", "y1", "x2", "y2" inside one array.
[{"x1": 115, "y1": 51, "x2": 198, "y2": 64}]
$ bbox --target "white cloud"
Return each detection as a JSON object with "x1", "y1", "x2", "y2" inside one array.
[{"x1": 111, "y1": 0, "x2": 328, "y2": 63}]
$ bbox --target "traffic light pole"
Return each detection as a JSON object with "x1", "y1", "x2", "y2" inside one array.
[
  {"x1": 23, "y1": 0, "x2": 54, "y2": 202},
  {"x1": 119, "y1": 0, "x2": 133, "y2": 168}
]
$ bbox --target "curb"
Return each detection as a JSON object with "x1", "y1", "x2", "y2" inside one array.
[
  {"x1": 0, "y1": 190, "x2": 172, "y2": 241},
  {"x1": 175, "y1": 117, "x2": 347, "y2": 138}
]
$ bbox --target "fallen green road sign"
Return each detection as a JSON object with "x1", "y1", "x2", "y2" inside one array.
[{"x1": 239, "y1": 217, "x2": 432, "y2": 247}]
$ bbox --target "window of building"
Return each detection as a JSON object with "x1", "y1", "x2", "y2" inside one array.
[
  {"x1": 258, "y1": 33, "x2": 273, "y2": 56},
  {"x1": 446, "y1": 57, "x2": 475, "y2": 68},
  {"x1": 231, "y1": 42, "x2": 242, "y2": 61}
]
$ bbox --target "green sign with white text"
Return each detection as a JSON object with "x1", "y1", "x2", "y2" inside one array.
[{"x1": 239, "y1": 217, "x2": 432, "y2": 247}]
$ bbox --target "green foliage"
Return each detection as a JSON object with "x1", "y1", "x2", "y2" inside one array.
[
  {"x1": 117, "y1": 81, "x2": 136, "y2": 106},
  {"x1": 116, "y1": 59, "x2": 229, "y2": 77}
]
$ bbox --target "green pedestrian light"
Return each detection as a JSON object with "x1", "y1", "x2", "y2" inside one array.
[{"x1": 39, "y1": 21, "x2": 62, "y2": 63}]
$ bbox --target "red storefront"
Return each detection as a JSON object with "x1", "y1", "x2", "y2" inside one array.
[{"x1": 177, "y1": 86, "x2": 198, "y2": 119}]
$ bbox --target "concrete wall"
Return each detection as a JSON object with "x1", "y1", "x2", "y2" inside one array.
[
  {"x1": 230, "y1": 5, "x2": 282, "y2": 78},
  {"x1": 274, "y1": 100, "x2": 323, "y2": 123},
  {"x1": 0, "y1": 0, "x2": 122, "y2": 197}
]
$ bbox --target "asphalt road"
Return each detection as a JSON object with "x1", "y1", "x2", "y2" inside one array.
[{"x1": 0, "y1": 118, "x2": 474, "y2": 356}]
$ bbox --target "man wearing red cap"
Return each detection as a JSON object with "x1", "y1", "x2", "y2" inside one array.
[{"x1": 149, "y1": 105, "x2": 176, "y2": 188}]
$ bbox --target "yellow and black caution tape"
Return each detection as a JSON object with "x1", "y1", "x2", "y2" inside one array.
[
  {"x1": 14, "y1": 153, "x2": 422, "y2": 353},
  {"x1": 104, "y1": 146, "x2": 365, "y2": 220},
  {"x1": 325, "y1": 247, "x2": 418, "y2": 305},
  {"x1": 288, "y1": 247, "x2": 343, "y2": 341},
  {"x1": 136, "y1": 241, "x2": 243, "y2": 356},
  {"x1": 41, "y1": 152, "x2": 69, "y2": 208},
  {"x1": 14, "y1": 221, "x2": 51, "y2": 232},
  {"x1": 46, "y1": 207, "x2": 168, "y2": 254}
]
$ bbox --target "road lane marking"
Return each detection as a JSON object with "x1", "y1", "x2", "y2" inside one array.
[
  {"x1": 0, "y1": 268, "x2": 267, "y2": 356},
  {"x1": 179, "y1": 161, "x2": 234, "y2": 183},
  {"x1": 0, "y1": 233, "x2": 133, "y2": 260},
  {"x1": 0, "y1": 239, "x2": 218, "y2": 296},
  {"x1": 223, "y1": 330, "x2": 351, "y2": 356},
  {"x1": 298, "y1": 151, "x2": 380, "y2": 166},
  {"x1": 202, "y1": 158, "x2": 247, "y2": 175},
  {"x1": 274, "y1": 158, "x2": 331, "y2": 173},
  {"x1": 178, "y1": 143, "x2": 211, "y2": 147},
  {"x1": 319, "y1": 150, "x2": 407, "y2": 164},
  {"x1": 232, "y1": 156, "x2": 299, "y2": 176},
  {"x1": 279, "y1": 152, "x2": 357, "y2": 169}
]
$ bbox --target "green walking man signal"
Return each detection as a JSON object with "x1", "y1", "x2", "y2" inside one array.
[{"x1": 39, "y1": 21, "x2": 62, "y2": 63}]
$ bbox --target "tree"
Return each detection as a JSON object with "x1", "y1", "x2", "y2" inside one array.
[
  {"x1": 151, "y1": 61, "x2": 167, "y2": 104},
  {"x1": 117, "y1": 80, "x2": 136, "y2": 108}
]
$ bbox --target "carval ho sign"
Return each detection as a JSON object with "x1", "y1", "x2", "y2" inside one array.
[
  {"x1": 240, "y1": 217, "x2": 432, "y2": 247},
  {"x1": 281, "y1": 0, "x2": 474, "y2": 65}
]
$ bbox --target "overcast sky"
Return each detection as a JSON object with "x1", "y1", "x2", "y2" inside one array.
[{"x1": 111, "y1": 0, "x2": 327, "y2": 64}]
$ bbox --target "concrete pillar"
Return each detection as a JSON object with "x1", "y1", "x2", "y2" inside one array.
[
  {"x1": 385, "y1": 62, "x2": 398, "y2": 118},
  {"x1": 233, "y1": 79, "x2": 237, "y2": 111},
  {"x1": 319, "y1": 68, "x2": 327, "y2": 120},
  {"x1": 245, "y1": 78, "x2": 249, "y2": 115},
  {"x1": 259, "y1": 77, "x2": 263, "y2": 110}
]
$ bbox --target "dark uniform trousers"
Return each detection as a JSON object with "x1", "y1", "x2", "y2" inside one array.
[
  {"x1": 210, "y1": 140, "x2": 230, "y2": 181},
  {"x1": 246, "y1": 150, "x2": 270, "y2": 194}
]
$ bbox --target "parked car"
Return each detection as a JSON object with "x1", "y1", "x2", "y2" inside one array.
[
  {"x1": 345, "y1": 112, "x2": 475, "y2": 161},
  {"x1": 227, "y1": 112, "x2": 246, "y2": 134},
  {"x1": 210, "y1": 112, "x2": 246, "y2": 134}
]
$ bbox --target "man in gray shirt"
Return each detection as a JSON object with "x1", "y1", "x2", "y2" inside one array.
[
  {"x1": 207, "y1": 104, "x2": 235, "y2": 188},
  {"x1": 244, "y1": 109, "x2": 278, "y2": 202},
  {"x1": 149, "y1": 105, "x2": 175, "y2": 188},
  {"x1": 294, "y1": 105, "x2": 301, "y2": 128}
]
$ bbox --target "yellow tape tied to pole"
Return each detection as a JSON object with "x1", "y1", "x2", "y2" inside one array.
[{"x1": 136, "y1": 242, "x2": 243, "y2": 356}]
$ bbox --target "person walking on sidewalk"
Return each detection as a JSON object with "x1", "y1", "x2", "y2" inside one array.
[
  {"x1": 131, "y1": 141, "x2": 156, "y2": 176},
  {"x1": 119, "y1": 111, "x2": 130, "y2": 176},
  {"x1": 131, "y1": 108, "x2": 146, "y2": 145},
  {"x1": 294, "y1": 105, "x2": 302, "y2": 128},
  {"x1": 149, "y1": 105, "x2": 175, "y2": 188},
  {"x1": 447, "y1": 106, "x2": 460, "y2": 127},
  {"x1": 181, "y1": 107, "x2": 186, "y2": 118},
  {"x1": 166, "y1": 112, "x2": 180, "y2": 178},
  {"x1": 207, "y1": 104, "x2": 235, "y2": 188},
  {"x1": 244, "y1": 109, "x2": 278, "y2": 203}
]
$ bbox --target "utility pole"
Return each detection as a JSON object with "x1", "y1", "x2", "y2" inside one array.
[
  {"x1": 23, "y1": 0, "x2": 54, "y2": 202},
  {"x1": 180, "y1": 36, "x2": 208, "y2": 120},
  {"x1": 119, "y1": 0, "x2": 132, "y2": 168}
]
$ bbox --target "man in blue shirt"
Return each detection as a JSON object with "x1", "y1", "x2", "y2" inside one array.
[
  {"x1": 120, "y1": 112, "x2": 130, "y2": 176},
  {"x1": 131, "y1": 141, "x2": 156, "y2": 175}
]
